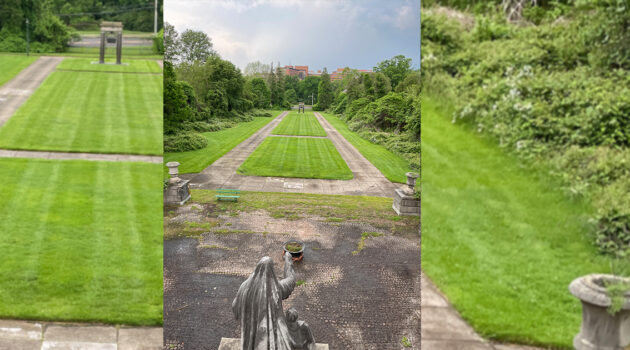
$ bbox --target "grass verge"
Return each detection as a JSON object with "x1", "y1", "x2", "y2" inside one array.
[
  {"x1": 163, "y1": 189, "x2": 419, "y2": 239},
  {"x1": 237, "y1": 137, "x2": 353, "y2": 180},
  {"x1": 0, "y1": 158, "x2": 162, "y2": 325},
  {"x1": 163, "y1": 115, "x2": 279, "y2": 176},
  {"x1": 0, "y1": 55, "x2": 38, "y2": 87},
  {"x1": 421, "y1": 96, "x2": 628, "y2": 348},
  {"x1": 0, "y1": 69, "x2": 163, "y2": 155},
  {"x1": 272, "y1": 111, "x2": 326, "y2": 136},
  {"x1": 320, "y1": 113, "x2": 412, "y2": 183}
]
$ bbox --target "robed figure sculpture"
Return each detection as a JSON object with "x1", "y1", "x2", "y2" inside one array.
[{"x1": 232, "y1": 253, "x2": 316, "y2": 350}]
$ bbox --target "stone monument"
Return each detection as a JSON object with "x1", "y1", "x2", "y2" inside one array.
[
  {"x1": 569, "y1": 274, "x2": 630, "y2": 350},
  {"x1": 298, "y1": 102, "x2": 305, "y2": 113},
  {"x1": 392, "y1": 172, "x2": 420, "y2": 216},
  {"x1": 164, "y1": 161, "x2": 191, "y2": 205},
  {"x1": 99, "y1": 21, "x2": 123, "y2": 65},
  {"x1": 218, "y1": 253, "x2": 328, "y2": 350}
]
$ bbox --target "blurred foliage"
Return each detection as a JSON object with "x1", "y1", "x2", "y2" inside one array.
[{"x1": 422, "y1": 2, "x2": 630, "y2": 255}]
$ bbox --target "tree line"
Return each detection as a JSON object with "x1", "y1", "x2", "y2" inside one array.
[{"x1": 0, "y1": 0, "x2": 162, "y2": 53}]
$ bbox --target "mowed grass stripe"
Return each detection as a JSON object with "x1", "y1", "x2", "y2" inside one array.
[
  {"x1": 0, "y1": 55, "x2": 38, "y2": 87},
  {"x1": 56, "y1": 58, "x2": 162, "y2": 73},
  {"x1": 421, "y1": 97, "x2": 625, "y2": 347},
  {"x1": 0, "y1": 158, "x2": 162, "y2": 325},
  {"x1": 238, "y1": 137, "x2": 353, "y2": 180},
  {"x1": 272, "y1": 112, "x2": 326, "y2": 136},
  {"x1": 163, "y1": 115, "x2": 279, "y2": 177},
  {"x1": 0, "y1": 71, "x2": 163, "y2": 155},
  {"x1": 320, "y1": 113, "x2": 412, "y2": 183}
]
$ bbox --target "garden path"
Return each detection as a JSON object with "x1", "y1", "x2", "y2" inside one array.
[
  {"x1": 0, "y1": 149, "x2": 162, "y2": 163},
  {"x1": 188, "y1": 111, "x2": 404, "y2": 197},
  {"x1": 0, "y1": 320, "x2": 161, "y2": 350},
  {"x1": 0, "y1": 56, "x2": 63, "y2": 127}
]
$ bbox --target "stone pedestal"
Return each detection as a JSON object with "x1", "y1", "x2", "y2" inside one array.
[
  {"x1": 164, "y1": 161, "x2": 190, "y2": 205},
  {"x1": 393, "y1": 188, "x2": 420, "y2": 216},
  {"x1": 569, "y1": 274, "x2": 630, "y2": 350},
  {"x1": 218, "y1": 338, "x2": 329, "y2": 350},
  {"x1": 164, "y1": 179, "x2": 191, "y2": 205}
]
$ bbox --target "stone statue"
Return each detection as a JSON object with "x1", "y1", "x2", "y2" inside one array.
[{"x1": 232, "y1": 253, "x2": 316, "y2": 350}]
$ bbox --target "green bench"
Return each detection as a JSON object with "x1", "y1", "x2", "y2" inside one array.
[{"x1": 216, "y1": 189, "x2": 241, "y2": 202}]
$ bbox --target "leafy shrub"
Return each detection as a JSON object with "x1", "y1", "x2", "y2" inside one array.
[
  {"x1": 153, "y1": 28, "x2": 164, "y2": 55},
  {"x1": 472, "y1": 16, "x2": 512, "y2": 41},
  {"x1": 164, "y1": 132, "x2": 208, "y2": 152}
]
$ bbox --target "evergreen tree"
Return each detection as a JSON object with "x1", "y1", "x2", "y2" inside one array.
[{"x1": 316, "y1": 68, "x2": 334, "y2": 110}]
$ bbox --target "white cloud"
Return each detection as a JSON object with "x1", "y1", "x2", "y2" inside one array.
[{"x1": 165, "y1": 0, "x2": 420, "y2": 71}]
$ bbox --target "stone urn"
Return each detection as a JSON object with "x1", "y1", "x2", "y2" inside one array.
[
  {"x1": 283, "y1": 239, "x2": 305, "y2": 262},
  {"x1": 405, "y1": 172, "x2": 419, "y2": 194},
  {"x1": 392, "y1": 172, "x2": 420, "y2": 216},
  {"x1": 164, "y1": 161, "x2": 191, "y2": 205},
  {"x1": 569, "y1": 274, "x2": 630, "y2": 350}
]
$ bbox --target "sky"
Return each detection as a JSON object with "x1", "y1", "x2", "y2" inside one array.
[{"x1": 165, "y1": 0, "x2": 420, "y2": 72}]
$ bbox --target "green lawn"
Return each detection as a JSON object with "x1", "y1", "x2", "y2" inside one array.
[
  {"x1": 320, "y1": 113, "x2": 412, "y2": 183},
  {"x1": 0, "y1": 68, "x2": 162, "y2": 155},
  {"x1": 163, "y1": 115, "x2": 278, "y2": 176},
  {"x1": 238, "y1": 137, "x2": 353, "y2": 180},
  {"x1": 272, "y1": 112, "x2": 326, "y2": 136},
  {"x1": 421, "y1": 96, "x2": 626, "y2": 348},
  {"x1": 0, "y1": 55, "x2": 37, "y2": 87},
  {"x1": 57, "y1": 58, "x2": 162, "y2": 73},
  {"x1": 0, "y1": 158, "x2": 162, "y2": 325}
]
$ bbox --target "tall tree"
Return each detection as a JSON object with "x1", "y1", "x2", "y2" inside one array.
[
  {"x1": 163, "y1": 22, "x2": 179, "y2": 63},
  {"x1": 374, "y1": 72, "x2": 392, "y2": 99},
  {"x1": 244, "y1": 61, "x2": 271, "y2": 77},
  {"x1": 373, "y1": 55, "x2": 412, "y2": 89},
  {"x1": 316, "y1": 68, "x2": 334, "y2": 109},
  {"x1": 247, "y1": 77, "x2": 271, "y2": 108},
  {"x1": 271, "y1": 66, "x2": 286, "y2": 107},
  {"x1": 178, "y1": 29, "x2": 214, "y2": 65}
]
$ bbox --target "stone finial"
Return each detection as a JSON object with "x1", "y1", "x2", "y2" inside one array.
[
  {"x1": 166, "y1": 161, "x2": 181, "y2": 184},
  {"x1": 405, "y1": 172, "x2": 419, "y2": 194}
]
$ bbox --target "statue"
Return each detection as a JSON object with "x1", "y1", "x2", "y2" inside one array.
[{"x1": 232, "y1": 253, "x2": 316, "y2": 350}]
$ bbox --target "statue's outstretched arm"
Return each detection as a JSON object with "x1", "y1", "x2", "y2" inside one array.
[{"x1": 279, "y1": 252, "x2": 296, "y2": 299}]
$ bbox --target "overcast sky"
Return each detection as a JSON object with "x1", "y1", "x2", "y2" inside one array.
[{"x1": 165, "y1": 0, "x2": 419, "y2": 72}]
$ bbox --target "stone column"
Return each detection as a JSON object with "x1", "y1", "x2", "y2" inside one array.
[
  {"x1": 116, "y1": 32, "x2": 122, "y2": 65},
  {"x1": 99, "y1": 32, "x2": 106, "y2": 64}
]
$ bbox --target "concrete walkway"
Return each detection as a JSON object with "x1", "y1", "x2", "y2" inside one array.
[
  {"x1": 189, "y1": 111, "x2": 404, "y2": 197},
  {"x1": 0, "y1": 320, "x2": 162, "y2": 350},
  {"x1": 0, "y1": 57, "x2": 63, "y2": 127},
  {"x1": 422, "y1": 274, "x2": 545, "y2": 350},
  {"x1": 0, "y1": 149, "x2": 163, "y2": 164}
]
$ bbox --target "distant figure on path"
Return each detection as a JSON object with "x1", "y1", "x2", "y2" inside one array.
[{"x1": 232, "y1": 253, "x2": 315, "y2": 350}]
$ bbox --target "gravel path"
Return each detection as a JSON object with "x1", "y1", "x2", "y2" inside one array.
[{"x1": 0, "y1": 149, "x2": 162, "y2": 163}]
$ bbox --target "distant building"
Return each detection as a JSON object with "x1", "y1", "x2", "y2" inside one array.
[
  {"x1": 283, "y1": 65, "x2": 373, "y2": 81},
  {"x1": 283, "y1": 65, "x2": 309, "y2": 79}
]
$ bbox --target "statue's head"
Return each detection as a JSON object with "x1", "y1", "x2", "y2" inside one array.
[
  {"x1": 251, "y1": 256, "x2": 275, "y2": 278},
  {"x1": 286, "y1": 307, "x2": 298, "y2": 323}
]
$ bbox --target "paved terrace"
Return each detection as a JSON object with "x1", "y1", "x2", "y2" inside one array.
[{"x1": 0, "y1": 320, "x2": 161, "y2": 350}]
